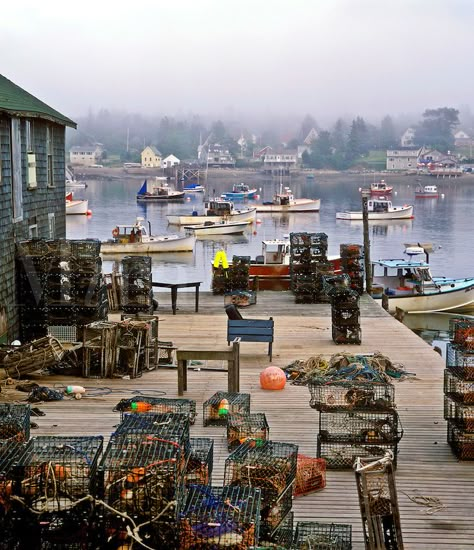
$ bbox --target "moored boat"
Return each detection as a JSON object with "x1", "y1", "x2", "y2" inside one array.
[
  {"x1": 184, "y1": 220, "x2": 249, "y2": 237},
  {"x1": 221, "y1": 183, "x2": 257, "y2": 200},
  {"x1": 369, "y1": 180, "x2": 393, "y2": 195},
  {"x1": 136, "y1": 179, "x2": 185, "y2": 201},
  {"x1": 101, "y1": 218, "x2": 195, "y2": 254},
  {"x1": 256, "y1": 187, "x2": 320, "y2": 213},
  {"x1": 65, "y1": 192, "x2": 89, "y2": 215},
  {"x1": 371, "y1": 245, "x2": 474, "y2": 313},
  {"x1": 415, "y1": 184, "x2": 439, "y2": 198},
  {"x1": 183, "y1": 183, "x2": 205, "y2": 193},
  {"x1": 336, "y1": 199, "x2": 413, "y2": 220},
  {"x1": 167, "y1": 199, "x2": 257, "y2": 225}
]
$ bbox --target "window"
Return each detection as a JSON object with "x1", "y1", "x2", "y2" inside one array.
[
  {"x1": 48, "y1": 213, "x2": 55, "y2": 239},
  {"x1": 47, "y1": 126, "x2": 54, "y2": 187},
  {"x1": 11, "y1": 118, "x2": 23, "y2": 221},
  {"x1": 28, "y1": 223, "x2": 38, "y2": 239},
  {"x1": 25, "y1": 120, "x2": 33, "y2": 152}
]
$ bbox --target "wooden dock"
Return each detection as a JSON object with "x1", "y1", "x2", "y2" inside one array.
[{"x1": 3, "y1": 290, "x2": 474, "y2": 549}]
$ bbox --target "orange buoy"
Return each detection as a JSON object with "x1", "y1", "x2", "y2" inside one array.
[{"x1": 260, "y1": 366, "x2": 287, "y2": 390}]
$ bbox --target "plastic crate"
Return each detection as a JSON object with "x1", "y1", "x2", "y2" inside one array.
[
  {"x1": 294, "y1": 455, "x2": 326, "y2": 497},
  {"x1": 185, "y1": 438, "x2": 214, "y2": 486},
  {"x1": 178, "y1": 485, "x2": 261, "y2": 549},
  {"x1": 293, "y1": 521, "x2": 352, "y2": 550},
  {"x1": 318, "y1": 411, "x2": 403, "y2": 445},
  {"x1": 203, "y1": 392, "x2": 251, "y2": 427},
  {"x1": 447, "y1": 420, "x2": 474, "y2": 460},
  {"x1": 444, "y1": 396, "x2": 474, "y2": 431},
  {"x1": 0, "y1": 404, "x2": 31, "y2": 443},
  {"x1": 446, "y1": 343, "x2": 474, "y2": 380},
  {"x1": 317, "y1": 434, "x2": 398, "y2": 470},
  {"x1": 227, "y1": 413, "x2": 270, "y2": 451},
  {"x1": 308, "y1": 380, "x2": 395, "y2": 412},
  {"x1": 114, "y1": 396, "x2": 197, "y2": 424},
  {"x1": 444, "y1": 369, "x2": 474, "y2": 404}
]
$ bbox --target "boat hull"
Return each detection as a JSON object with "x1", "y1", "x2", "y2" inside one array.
[
  {"x1": 184, "y1": 186, "x2": 204, "y2": 193},
  {"x1": 256, "y1": 199, "x2": 320, "y2": 213},
  {"x1": 336, "y1": 205, "x2": 413, "y2": 220},
  {"x1": 168, "y1": 208, "x2": 257, "y2": 225},
  {"x1": 415, "y1": 193, "x2": 439, "y2": 198},
  {"x1": 66, "y1": 200, "x2": 89, "y2": 215},
  {"x1": 101, "y1": 235, "x2": 195, "y2": 254},
  {"x1": 184, "y1": 221, "x2": 248, "y2": 236},
  {"x1": 137, "y1": 192, "x2": 185, "y2": 201},
  {"x1": 221, "y1": 190, "x2": 257, "y2": 200}
]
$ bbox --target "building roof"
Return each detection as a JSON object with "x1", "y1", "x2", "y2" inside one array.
[
  {"x1": 143, "y1": 145, "x2": 162, "y2": 156},
  {"x1": 0, "y1": 74, "x2": 76, "y2": 128},
  {"x1": 70, "y1": 146, "x2": 98, "y2": 153}
]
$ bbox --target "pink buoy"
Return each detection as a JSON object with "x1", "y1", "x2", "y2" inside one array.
[
  {"x1": 260, "y1": 366, "x2": 286, "y2": 390},
  {"x1": 256, "y1": 219, "x2": 262, "y2": 224}
]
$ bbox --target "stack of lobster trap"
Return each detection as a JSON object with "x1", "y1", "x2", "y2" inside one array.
[
  {"x1": 212, "y1": 255, "x2": 251, "y2": 295},
  {"x1": 16, "y1": 239, "x2": 108, "y2": 343},
  {"x1": 330, "y1": 284, "x2": 362, "y2": 345},
  {"x1": 340, "y1": 243, "x2": 364, "y2": 295},
  {"x1": 290, "y1": 232, "x2": 335, "y2": 303},
  {"x1": 444, "y1": 318, "x2": 474, "y2": 460},
  {"x1": 121, "y1": 255, "x2": 154, "y2": 314}
]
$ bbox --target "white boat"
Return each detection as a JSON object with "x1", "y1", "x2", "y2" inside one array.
[
  {"x1": 371, "y1": 245, "x2": 474, "y2": 314},
  {"x1": 101, "y1": 218, "x2": 195, "y2": 254},
  {"x1": 66, "y1": 167, "x2": 87, "y2": 188},
  {"x1": 184, "y1": 220, "x2": 249, "y2": 236},
  {"x1": 65, "y1": 192, "x2": 89, "y2": 215},
  {"x1": 221, "y1": 183, "x2": 257, "y2": 200},
  {"x1": 415, "y1": 184, "x2": 439, "y2": 198},
  {"x1": 167, "y1": 199, "x2": 257, "y2": 225},
  {"x1": 336, "y1": 199, "x2": 413, "y2": 220},
  {"x1": 136, "y1": 179, "x2": 185, "y2": 201},
  {"x1": 256, "y1": 187, "x2": 320, "y2": 213},
  {"x1": 183, "y1": 183, "x2": 205, "y2": 193}
]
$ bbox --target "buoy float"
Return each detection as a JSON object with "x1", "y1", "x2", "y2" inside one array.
[
  {"x1": 254, "y1": 194, "x2": 260, "y2": 200},
  {"x1": 260, "y1": 366, "x2": 287, "y2": 390},
  {"x1": 87, "y1": 210, "x2": 92, "y2": 216},
  {"x1": 186, "y1": 197, "x2": 191, "y2": 201},
  {"x1": 130, "y1": 401, "x2": 153, "y2": 412},
  {"x1": 256, "y1": 219, "x2": 262, "y2": 224},
  {"x1": 218, "y1": 398, "x2": 229, "y2": 416}
]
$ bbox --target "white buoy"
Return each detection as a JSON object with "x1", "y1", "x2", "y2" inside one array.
[
  {"x1": 256, "y1": 219, "x2": 262, "y2": 224},
  {"x1": 441, "y1": 193, "x2": 445, "y2": 198},
  {"x1": 186, "y1": 196, "x2": 191, "y2": 201}
]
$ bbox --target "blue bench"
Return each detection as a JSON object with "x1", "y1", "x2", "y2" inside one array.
[{"x1": 227, "y1": 317, "x2": 274, "y2": 361}]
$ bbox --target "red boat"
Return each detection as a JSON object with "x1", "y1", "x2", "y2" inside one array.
[{"x1": 369, "y1": 180, "x2": 393, "y2": 196}]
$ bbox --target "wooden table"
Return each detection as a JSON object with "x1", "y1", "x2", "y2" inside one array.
[{"x1": 152, "y1": 281, "x2": 201, "y2": 315}]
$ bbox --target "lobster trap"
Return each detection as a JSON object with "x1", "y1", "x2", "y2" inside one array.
[
  {"x1": 332, "y1": 325, "x2": 362, "y2": 345},
  {"x1": 260, "y1": 482, "x2": 294, "y2": 539},
  {"x1": 178, "y1": 484, "x2": 261, "y2": 550},
  {"x1": 319, "y1": 411, "x2": 403, "y2": 445},
  {"x1": 355, "y1": 453, "x2": 403, "y2": 550},
  {"x1": 257, "y1": 511, "x2": 294, "y2": 549},
  {"x1": 444, "y1": 369, "x2": 474, "y2": 404},
  {"x1": 226, "y1": 413, "x2": 270, "y2": 451},
  {"x1": 0, "y1": 404, "x2": 31, "y2": 443},
  {"x1": 309, "y1": 381, "x2": 395, "y2": 412},
  {"x1": 446, "y1": 343, "x2": 474, "y2": 380},
  {"x1": 81, "y1": 321, "x2": 118, "y2": 378},
  {"x1": 293, "y1": 521, "x2": 352, "y2": 550},
  {"x1": 294, "y1": 455, "x2": 326, "y2": 497},
  {"x1": 449, "y1": 318, "x2": 474, "y2": 350},
  {"x1": 447, "y1": 420, "x2": 474, "y2": 460},
  {"x1": 114, "y1": 396, "x2": 197, "y2": 424},
  {"x1": 203, "y1": 392, "x2": 251, "y2": 427},
  {"x1": 185, "y1": 438, "x2": 214, "y2": 486},
  {"x1": 317, "y1": 434, "x2": 398, "y2": 470},
  {"x1": 444, "y1": 396, "x2": 474, "y2": 431}
]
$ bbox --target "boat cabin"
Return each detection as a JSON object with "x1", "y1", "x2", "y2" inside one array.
[
  {"x1": 368, "y1": 199, "x2": 393, "y2": 213},
  {"x1": 111, "y1": 219, "x2": 150, "y2": 243},
  {"x1": 371, "y1": 180, "x2": 390, "y2": 192},
  {"x1": 371, "y1": 259, "x2": 437, "y2": 295},
  {"x1": 204, "y1": 199, "x2": 235, "y2": 216},
  {"x1": 271, "y1": 187, "x2": 294, "y2": 206},
  {"x1": 232, "y1": 183, "x2": 250, "y2": 193},
  {"x1": 255, "y1": 239, "x2": 290, "y2": 265}
]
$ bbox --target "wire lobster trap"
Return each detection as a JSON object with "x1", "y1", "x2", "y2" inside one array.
[
  {"x1": 178, "y1": 484, "x2": 261, "y2": 550},
  {"x1": 0, "y1": 404, "x2": 31, "y2": 443},
  {"x1": 293, "y1": 521, "x2": 352, "y2": 550},
  {"x1": 444, "y1": 369, "x2": 474, "y2": 404},
  {"x1": 317, "y1": 434, "x2": 398, "y2": 470},
  {"x1": 447, "y1": 420, "x2": 474, "y2": 460},
  {"x1": 203, "y1": 392, "x2": 251, "y2": 427},
  {"x1": 446, "y1": 343, "x2": 474, "y2": 381},
  {"x1": 81, "y1": 321, "x2": 118, "y2": 378},
  {"x1": 318, "y1": 411, "x2": 403, "y2": 445},
  {"x1": 226, "y1": 413, "x2": 270, "y2": 451},
  {"x1": 114, "y1": 396, "x2": 197, "y2": 424},
  {"x1": 257, "y1": 511, "x2": 293, "y2": 549},
  {"x1": 294, "y1": 455, "x2": 326, "y2": 497},
  {"x1": 260, "y1": 481, "x2": 294, "y2": 539},
  {"x1": 444, "y1": 395, "x2": 474, "y2": 431},
  {"x1": 185, "y1": 438, "x2": 214, "y2": 486},
  {"x1": 98, "y1": 431, "x2": 186, "y2": 548},
  {"x1": 449, "y1": 318, "x2": 474, "y2": 350},
  {"x1": 332, "y1": 325, "x2": 362, "y2": 345},
  {"x1": 309, "y1": 380, "x2": 395, "y2": 412},
  {"x1": 354, "y1": 452, "x2": 403, "y2": 550}
]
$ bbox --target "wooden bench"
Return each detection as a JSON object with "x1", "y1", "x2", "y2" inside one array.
[
  {"x1": 227, "y1": 317, "x2": 274, "y2": 361},
  {"x1": 176, "y1": 338, "x2": 241, "y2": 395}
]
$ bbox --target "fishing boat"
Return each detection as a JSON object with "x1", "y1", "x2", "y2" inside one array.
[
  {"x1": 256, "y1": 187, "x2": 320, "y2": 213},
  {"x1": 184, "y1": 220, "x2": 249, "y2": 237},
  {"x1": 369, "y1": 180, "x2": 392, "y2": 195},
  {"x1": 183, "y1": 183, "x2": 205, "y2": 193},
  {"x1": 336, "y1": 199, "x2": 413, "y2": 220},
  {"x1": 371, "y1": 244, "x2": 474, "y2": 313},
  {"x1": 221, "y1": 183, "x2": 257, "y2": 200},
  {"x1": 101, "y1": 218, "x2": 195, "y2": 254},
  {"x1": 65, "y1": 192, "x2": 89, "y2": 215},
  {"x1": 167, "y1": 199, "x2": 257, "y2": 225},
  {"x1": 136, "y1": 179, "x2": 185, "y2": 201},
  {"x1": 415, "y1": 184, "x2": 439, "y2": 198},
  {"x1": 66, "y1": 167, "x2": 87, "y2": 189}
]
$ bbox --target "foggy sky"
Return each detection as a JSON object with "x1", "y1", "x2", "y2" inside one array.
[{"x1": 1, "y1": 0, "x2": 473, "y2": 124}]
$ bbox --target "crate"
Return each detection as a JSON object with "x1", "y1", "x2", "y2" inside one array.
[
  {"x1": 447, "y1": 421, "x2": 474, "y2": 460},
  {"x1": 0, "y1": 404, "x2": 31, "y2": 442},
  {"x1": 257, "y1": 511, "x2": 293, "y2": 549},
  {"x1": 294, "y1": 455, "x2": 326, "y2": 497},
  {"x1": 444, "y1": 396, "x2": 474, "y2": 431},
  {"x1": 444, "y1": 369, "x2": 474, "y2": 404},
  {"x1": 11, "y1": 436, "x2": 103, "y2": 512},
  {"x1": 114, "y1": 396, "x2": 197, "y2": 424},
  {"x1": 178, "y1": 485, "x2": 261, "y2": 550},
  {"x1": 317, "y1": 434, "x2": 398, "y2": 470},
  {"x1": 224, "y1": 440, "x2": 298, "y2": 500},
  {"x1": 446, "y1": 343, "x2": 474, "y2": 380},
  {"x1": 309, "y1": 380, "x2": 395, "y2": 412},
  {"x1": 203, "y1": 392, "x2": 251, "y2": 427},
  {"x1": 319, "y1": 411, "x2": 403, "y2": 445},
  {"x1": 227, "y1": 413, "x2": 270, "y2": 451},
  {"x1": 185, "y1": 438, "x2": 214, "y2": 486},
  {"x1": 332, "y1": 324, "x2": 362, "y2": 345},
  {"x1": 47, "y1": 324, "x2": 79, "y2": 343},
  {"x1": 293, "y1": 521, "x2": 352, "y2": 549}
]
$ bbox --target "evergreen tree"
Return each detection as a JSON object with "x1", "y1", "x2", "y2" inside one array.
[
  {"x1": 414, "y1": 107, "x2": 460, "y2": 152},
  {"x1": 379, "y1": 115, "x2": 397, "y2": 149}
]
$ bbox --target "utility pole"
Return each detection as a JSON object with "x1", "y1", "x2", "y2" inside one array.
[{"x1": 361, "y1": 189, "x2": 372, "y2": 294}]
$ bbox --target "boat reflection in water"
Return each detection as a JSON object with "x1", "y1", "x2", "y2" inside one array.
[{"x1": 336, "y1": 218, "x2": 413, "y2": 237}]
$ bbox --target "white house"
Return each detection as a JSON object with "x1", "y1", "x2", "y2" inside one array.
[
  {"x1": 69, "y1": 145, "x2": 103, "y2": 166},
  {"x1": 400, "y1": 128, "x2": 415, "y2": 148},
  {"x1": 162, "y1": 154, "x2": 180, "y2": 168},
  {"x1": 304, "y1": 128, "x2": 319, "y2": 145},
  {"x1": 263, "y1": 151, "x2": 298, "y2": 174},
  {"x1": 386, "y1": 149, "x2": 420, "y2": 171},
  {"x1": 141, "y1": 146, "x2": 162, "y2": 168}
]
